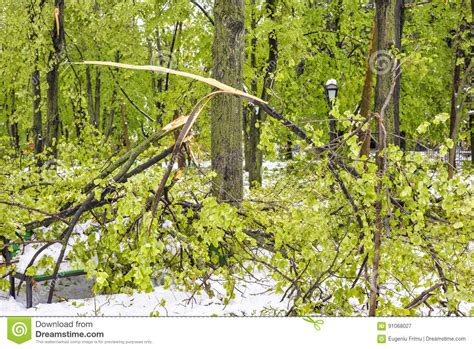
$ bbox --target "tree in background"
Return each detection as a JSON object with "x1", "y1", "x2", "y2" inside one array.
[
  {"x1": 210, "y1": 0, "x2": 245, "y2": 204},
  {"x1": 45, "y1": 0, "x2": 65, "y2": 156},
  {"x1": 248, "y1": 0, "x2": 278, "y2": 186}
]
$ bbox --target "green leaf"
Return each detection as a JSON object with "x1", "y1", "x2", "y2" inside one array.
[
  {"x1": 416, "y1": 122, "x2": 430, "y2": 134},
  {"x1": 433, "y1": 113, "x2": 449, "y2": 124}
]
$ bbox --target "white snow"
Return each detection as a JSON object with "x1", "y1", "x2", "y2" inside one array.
[
  {"x1": 2, "y1": 216, "x2": 290, "y2": 315},
  {"x1": 162, "y1": 220, "x2": 173, "y2": 229},
  {"x1": 14, "y1": 222, "x2": 94, "y2": 274},
  {"x1": 0, "y1": 273, "x2": 290, "y2": 316}
]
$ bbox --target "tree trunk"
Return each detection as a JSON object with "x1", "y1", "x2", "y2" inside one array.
[
  {"x1": 211, "y1": 0, "x2": 245, "y2": 204},
  {"x1": 32, "y1": 67, "x2": 43, "y2": 154},
  {"x1": 86, "y1": 66, "x2": 96, "y2": 127},
  {"x1": 243, "y1": 107, "x2": 251, "y2": 171},
  {"x1": 120, "y1": 103, "x2": 131, "y2": 151},
  {"x1": 105, "y1": 88, "x2": 117, "y2": 141},
  {"x1": 369, "y1": 115, "x2": 387, "y2": 317},
  {"x1": 244, "y1": 0, "x2": 258, "y2": 172},
  {"x1": 470, "y1": 110, "x2": 473, "y2": 166},
  {"x1": 71, "y1": 98, "x2": 85, "y2": 140},
  {"x1": 359, "y1": 18, "x2": 377, "y2": 158},
  {"x1": 447, "y1": 11, "x2": 470, "y2": 178},
  {"x1": 447, "y1": 50, "x2": 463, "y2": 179},
  {"x1": 374, "y1": 0, "x2": 401, "y2": 145},
  {"x1": 173, "y1": 110, "x2": 186, "y2": 169},
  {"x1": 393, "y1": 3, "x2": 404, "y2": 147},
  {"x1": 45, "y1": 0, "x2": 65, "y2": 156},
  {"x1": 153, "y1": 29, "x2": 165, "y2": 125},
  {"x1": 9, "y1": 90, "x2": 19, "y2": 150},
  {"x1": 95, "y1": 67, "x2": 101, "y2": 129},
  {"x1": 28, "y1": 2, "x2": 44, "y2": 155},
  {"x1": 105, "y1": 51, "x2": 122, "y2": 141},
  {"x1": 249, "y1": 0, "x2": 278, "y2": 187}
]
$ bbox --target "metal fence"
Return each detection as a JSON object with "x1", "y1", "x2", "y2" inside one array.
[{"x1": 405, "y1": 148, "x2": 472, "y2": 170}]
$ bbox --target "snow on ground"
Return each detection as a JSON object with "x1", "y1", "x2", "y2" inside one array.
[
  {"x1": 2, "y1": 216, "x2": 290, "y2": 316},
  {"x1": 0, "y1": 273, "x2": 290, "y2": 316}
]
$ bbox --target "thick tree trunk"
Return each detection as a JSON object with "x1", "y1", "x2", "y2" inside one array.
[
  {"x1": 211, "y1": 0, "x2": 245, "y2": 204},
  {"x1": 374, "y1": 0, "x2": 401, "y2": 145},
  {"x1": 249, "y1": 0, "x2": 278, "y2": 186},
  {"x1": 45, "y1": 0, "x2": 65, "y2": 156}
]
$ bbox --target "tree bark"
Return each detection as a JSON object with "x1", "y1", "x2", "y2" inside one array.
[
  {"x1": 374, "y1": 0, "x2": 401, "y2": 145},
  {"x1": 45, "y1": 0, "x2": 65, "y2": 156},
  {"x1": 211, "y1": 0, "x2": 245, "y2": 204}
]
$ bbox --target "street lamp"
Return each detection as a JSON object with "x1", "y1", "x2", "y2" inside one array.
[
  {"x1": 324, "y1": 79, "x2": 338, "y2": 142},
  {"x1": 324, "y1": 79, "x2": 338, "y2": 102}
]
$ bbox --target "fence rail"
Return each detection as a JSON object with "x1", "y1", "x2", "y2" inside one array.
[{"x1": 404, "y1": 148, "x2": 472, "y2": 170}]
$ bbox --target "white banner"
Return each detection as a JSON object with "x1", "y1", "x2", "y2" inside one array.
[{"x1": 1, "y1": 316, "x2": 472, "y2": 348}]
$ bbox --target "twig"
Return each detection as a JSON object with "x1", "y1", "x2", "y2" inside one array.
[
  {"x1": 0, "y1": 201, "x2": 68, "y2": 224},
  {"x1": 190, "y1": 0, "x2": 214, "y2": 26}
]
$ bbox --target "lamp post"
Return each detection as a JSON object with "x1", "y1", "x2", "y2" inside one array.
[{"x1": 324, "y1": 79, "x2": 338, "y2": 142}]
